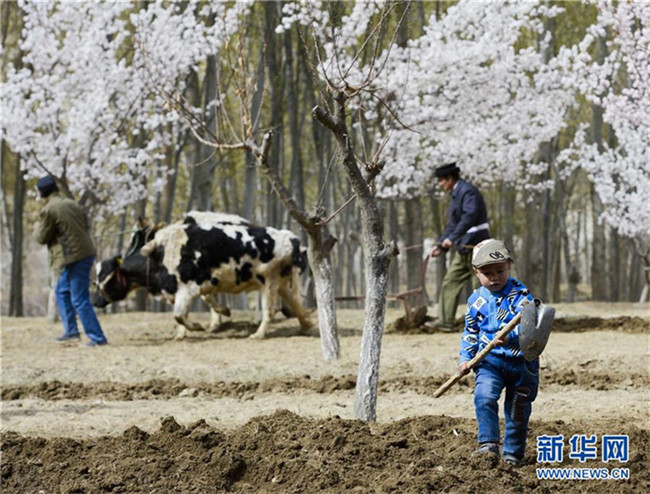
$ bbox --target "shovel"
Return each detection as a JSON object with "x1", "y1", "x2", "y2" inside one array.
[{"x1": 433, "y1": 298, "x2": 552, "y2": 398}]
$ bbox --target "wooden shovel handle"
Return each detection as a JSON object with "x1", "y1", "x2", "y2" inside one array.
[{"x1": 433, "y1": 311, "x2": 523, "y2": 398}]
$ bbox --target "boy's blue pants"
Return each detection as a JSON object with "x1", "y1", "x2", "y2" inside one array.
[{"x1": 473, "y1": 353, "x2": 539, "y2": 460}]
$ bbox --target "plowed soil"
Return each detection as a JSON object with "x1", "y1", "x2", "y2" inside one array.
[{"x1": 2, "y1": 304, "x2": 649, "y2": 493}]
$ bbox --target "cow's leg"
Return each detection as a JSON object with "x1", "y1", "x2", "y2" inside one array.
[
  {"x1": 249, "y1": 282, "x2": 276, "y2": 339},
  {"x1": 200, "y1": 294, "x2": 231, "y2": 332},
  {"x1": 172, "y1": 286, "x2": 206, "y2": 340},
  {"x1": 278, "y1": 269, "x2": 313, "y2": 334},
  {"x1": 160, "y1": 292, "x2": 186, "y2": 338}
]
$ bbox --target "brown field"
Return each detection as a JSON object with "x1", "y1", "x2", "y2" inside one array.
[{"x1": 1, "y1": 303, "x2": 649, "y2": 493}]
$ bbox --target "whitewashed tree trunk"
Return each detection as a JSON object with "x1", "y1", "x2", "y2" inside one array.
[
  {"x1": 314, "y1": 92, "x2": 398, "y2": 421},
  {"x1": 354, "y1": 244, "x2": 394, "y2": 421},
  {"x1": 308, "y1": 237, "x2": 339, "y2": 361}
]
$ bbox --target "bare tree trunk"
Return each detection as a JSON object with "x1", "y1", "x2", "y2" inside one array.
[
  {"x1": 609, "y1": 227, "x2": 620, "y2": 301},
  {"x1": 186, "y1": 60, "x2": 219, "y2": 212},
  {"x1": 499, "y1": 182, "x2": 515, "y2": 248},
  {"x1": 528, "y1": 14, "x2": 556, "y2": 302},
  {"x1": 314, "y1": 93, "x2": 398, "y2": 421},
  {"x1": 0, "y1": 143, "x2": 13, "y2": 252},
  {"x1": 243, "y1": 32, "x2": 266, "y2": 222},
  {"x1": 185, "y1": 69, "x2": 201, "y2": 212},
  {"x1": 2, "y1": 5, "x2": 26, "y2": 317},
  {"x1": 388, "y1": 201, "x2": 400, "y2": 300},
  {"x1": 405, "y1": 198, "x2": 423, "y2": 291},
  {"x1": 163, "y1": 126, "x2": 184, "y2": 224},
  {"x1": 623, "y1": 239, "x2": 635, "y2": 301},
  {"x1": 582, "y1": 199, "x2": 589, "y2": 290},
  {"x1": 197, "y1": 56, "x2": 219, "y2": 211},
  {"x1": 620, "y1": 240, "x2": 630, "y2": 301},
  {"x1": 549, "y1": 145, "x2": 563, "y2": 303},
  {"x1": 116, "y1": 207, "x2": 128, "y2": 258},
  {"x1": 133, "y1": 197, "x2": 147, "y2": 311},
  {"x1": 395, "y1": 1, "x2": 422, "y2": 299},
  {"x1": 430, "y1": 196, "x2": 446, "y2": 304},
  {"x1": 590, "y1": 34, "x2": 609, "y2": 301},
  {"x1": 559, "y1": 198, "x2": 577, "y2": 303},
  {"x1": 164, "y1": 75, "x2": 192, "y2": 222},
  {"x1": 152, "y1": 173, "x2": 166, "y2": 314},
  {"x1": 341, "y1": 188, "x2": 360, "y2": 307},
  {"x1": 9, "y1": 157, "x2": 25, "y2": 316},
  {"x1": 590, "y1": 195, "x2": 608, "y2": 302},
  {"x1": 521, "y1": 188, "x2": 543, "y2": 298},
  {"x1": 266, "y1": 0, "x2": 283, "y2": 226},
  {"x1": 347, "y1": 237, "x2": 360, "y2": 306},
  {"x1": 634, "y1": 238, "x2": 650, "y2": 303},
  {"x1": 284, "y1": 27, "x2": 305, "y2": 218},
  {"x1": 573, "y1": 205, "x2": 583, "y2": 301},
  {"x1": 242, "y1": 150, "x2": 258, "y2": 224},
  {"x1": 520, "y1": 202, "x2": 532, "y2": 289},
  {"x1": 538, "y1": 154, "x2": 553, "y2": 303},
  {"x1": 551, "y1": 236, "x2": 561, "y2": 302}
]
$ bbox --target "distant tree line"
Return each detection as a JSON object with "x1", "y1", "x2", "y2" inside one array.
[{"x1": 2, "y1": 0, "x2": 648, "y2": 320}]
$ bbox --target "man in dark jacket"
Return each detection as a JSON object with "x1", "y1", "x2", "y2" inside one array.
[
  {"x1": 430, "y1": 162, "x2": 490, "y2": 330},
  {"x1": 34, "y1": 176, "x2": 108, "y2": 346}
]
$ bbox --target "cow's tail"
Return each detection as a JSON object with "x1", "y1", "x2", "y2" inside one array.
[{"x1": 291, "y1": 237, "x2": 308, "y2": 274}]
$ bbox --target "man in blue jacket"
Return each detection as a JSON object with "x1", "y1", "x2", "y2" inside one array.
[{"x1": 430, "y1": 162, "x2": 490, "y2": 330}]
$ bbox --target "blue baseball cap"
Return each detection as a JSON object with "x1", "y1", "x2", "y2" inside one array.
[{"x1": 37, "y1": 175, "x2": 57, "y2": 196}]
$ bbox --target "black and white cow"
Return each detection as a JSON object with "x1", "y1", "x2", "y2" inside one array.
[{"x1": 92, "y1": 211, "x2": 312, "y2": 339}]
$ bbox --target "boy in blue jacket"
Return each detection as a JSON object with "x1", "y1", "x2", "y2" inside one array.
[{"x1": 456, "y1": 239, "x2": 538, "y2": 467}]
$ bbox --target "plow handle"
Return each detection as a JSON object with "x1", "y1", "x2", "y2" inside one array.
[{"x1": 433, "y1": 311, "x2": 523, "y2": 398}]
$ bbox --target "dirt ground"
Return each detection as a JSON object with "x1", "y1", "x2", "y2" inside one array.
[{"x1": 1, "y1": 303, "x2": 649, "y2": 493}]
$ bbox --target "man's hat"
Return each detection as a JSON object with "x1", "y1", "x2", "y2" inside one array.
[
  {"x1": 472, "y1": 239, "x2": 513, "y2": 268},
  {"x1": 434, "y1": 162, "x2": 460, "y2": 178},
  {"x1": 37, "y1": 175, "x2": 57, "y2": 197}
]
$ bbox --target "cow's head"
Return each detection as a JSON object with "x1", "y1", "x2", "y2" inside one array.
[
  {"x1": 91, "y1": 256, "x2": 131, "y2": 308},
  {"x1": 92, "y1": 221, "x2": 165, "y2": 307}
]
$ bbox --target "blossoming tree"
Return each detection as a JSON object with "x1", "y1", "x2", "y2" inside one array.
[{"x1": 556, "y1": 1, "x2": 650, "y2": 300}]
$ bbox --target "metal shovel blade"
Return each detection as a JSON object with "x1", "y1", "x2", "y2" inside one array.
[{"x1": 519, "y1": 298, "x2": 555, "y2": 362}]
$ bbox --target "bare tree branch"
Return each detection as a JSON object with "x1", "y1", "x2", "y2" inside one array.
[{"x1": 315, "y1": 193, "x2": 356, "y2": 226}]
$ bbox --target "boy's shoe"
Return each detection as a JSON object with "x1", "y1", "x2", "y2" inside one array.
[
  {"x1": 472, "y1": 442, "x2": 500, "y2": 457},
  {"x1": 502, "y1": 454, "x2": 522, "y2": 467},
  {"x1": 85, "y1": 340, "x2": 108, "y2": 348},
  {"x1": 55, "y1": 334, "x2": 80, "y2": 342}
]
